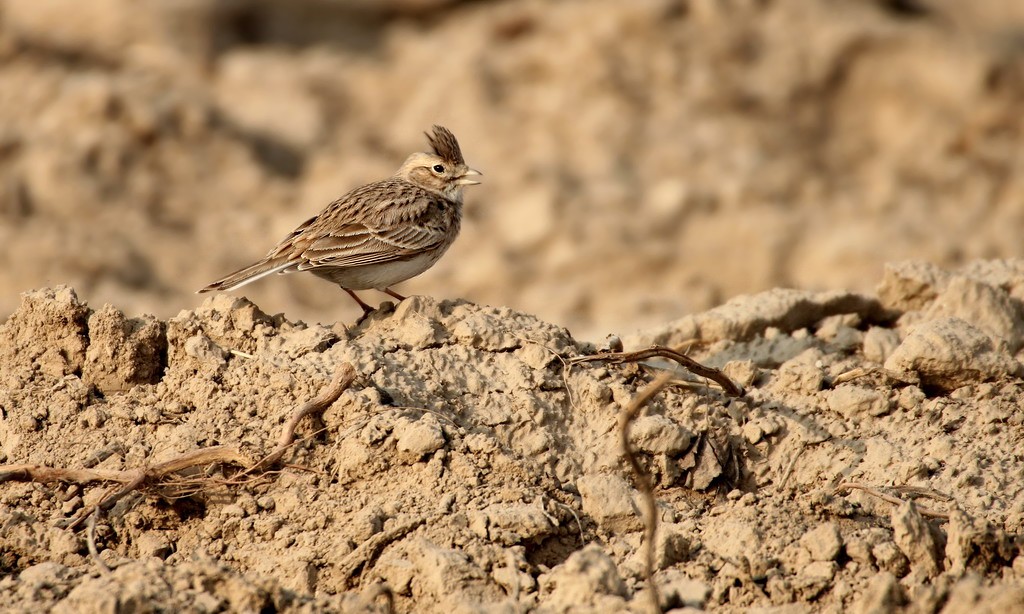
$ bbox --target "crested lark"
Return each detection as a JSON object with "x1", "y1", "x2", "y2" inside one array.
[{"x1": 199, "y1": 125, "x2": 481, "y2": 315}]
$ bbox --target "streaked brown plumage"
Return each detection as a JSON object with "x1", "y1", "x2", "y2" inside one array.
[{"x1": 198, "y1": 126, "x2": 481, "y2": 315}]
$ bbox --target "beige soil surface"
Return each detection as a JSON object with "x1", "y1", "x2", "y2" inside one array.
[
  {"x1": 2, "y1": 0, "x2": 1024, "y2": 612},
  {"x1": 2, "y1": 260, "x2": 1024, "y2": 613}
]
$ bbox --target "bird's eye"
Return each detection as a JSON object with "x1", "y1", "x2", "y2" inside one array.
[{"x1": 432, "y1": 164, "x2": 445, "y2": 173}]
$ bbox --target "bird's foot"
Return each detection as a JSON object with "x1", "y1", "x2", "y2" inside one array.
[
  {"x1": 344, "y1": 288, "x2": 377, "y2": 324},
  {"x1": 354, "y1": 308, "x2": 374, "y2": 326}
]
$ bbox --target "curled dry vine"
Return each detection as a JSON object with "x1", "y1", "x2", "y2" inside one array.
[
  {"x1": 620, "y1": 371, "x2": 675, "y2": 614},
  {"x1": 570, "y1": 345, "x2": 745, "y2": 397},
  {"x1": 591, "y1": 346, "x2": 742, "y2": 613}
]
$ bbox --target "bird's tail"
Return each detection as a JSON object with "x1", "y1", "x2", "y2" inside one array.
[{"x1": 197, "y1": 257, "x2": 294, "y2": 293}]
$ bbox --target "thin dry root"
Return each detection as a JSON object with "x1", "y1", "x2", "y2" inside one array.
[
  {"x1": 620, "y1": 371, "x2": 674, "y2": 614},
  {"x1": 337, "y1": 517, "x2": 425, "y2": 584},
  {"x1": 244, "y1": 363, "x2": 358, "y2": 474},
  {"x1": 86, "y1": 509, "x2": 111, "y2": 576},
  {"x1": 572, "y1": 346, "x2": 744, "y2": 397},
  {"x1": 0, "y1": 363, "x2": 358, "y2": 531},
  {"x1": 833, "y1": 481, "x2": 950, "y2": 519}
]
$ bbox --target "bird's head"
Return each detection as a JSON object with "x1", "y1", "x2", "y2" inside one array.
[{"x1": 397, "y1": 125, "x2": 482, "y2": 200}]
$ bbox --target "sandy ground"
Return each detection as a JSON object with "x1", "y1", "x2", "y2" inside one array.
[
  {"x1": 1, "y1": 260, "x2": 1023, "y2": 613},
  {"x1": 2, "y1": 0, "x2": 1024, "y2": 612}
]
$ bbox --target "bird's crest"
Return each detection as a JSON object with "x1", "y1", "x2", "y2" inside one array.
[{"x1": 426, "y1": 125, "x2": 464, "y2": 165}]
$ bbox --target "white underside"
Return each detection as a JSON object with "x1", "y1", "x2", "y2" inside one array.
[{"x1": 310, "y1": 251, "x2": 443, "y2": 290}]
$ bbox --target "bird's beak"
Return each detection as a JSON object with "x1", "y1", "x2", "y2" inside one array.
[{"x1": 457, "y1": 168, "x2": 483, "y2": 186}]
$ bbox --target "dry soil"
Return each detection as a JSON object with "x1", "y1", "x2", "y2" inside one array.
[
  {"x1": 2, "y1": 0, "x2": 1024, "y2": 612},
  {"x1": 1, "y1": 260, "x2": 1024, "y2": 612}
]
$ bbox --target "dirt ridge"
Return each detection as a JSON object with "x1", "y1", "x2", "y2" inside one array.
[{"x1": 1, "y1": 260, "x2": 1023, "y2": 612}]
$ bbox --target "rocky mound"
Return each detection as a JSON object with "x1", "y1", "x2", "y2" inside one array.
[{"x1": 1, "y1": 260, "x2": 1023, "y2": 612}]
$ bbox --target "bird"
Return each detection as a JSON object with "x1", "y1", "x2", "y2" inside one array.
[{"x1": 198, "y1": 125, "x2": 481, "y2": 317}]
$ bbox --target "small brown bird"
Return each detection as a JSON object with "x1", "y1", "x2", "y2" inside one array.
[{"x1": 199, "y1": 126, "x2": 481, "y2": 315}]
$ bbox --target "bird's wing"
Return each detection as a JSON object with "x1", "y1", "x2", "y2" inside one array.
[
  {"x1": 270, "y1": 181, "x2": 452, "y2": 269},
  {"x1": 295, "y1": 222, "x2": 447, "y2": 269}
]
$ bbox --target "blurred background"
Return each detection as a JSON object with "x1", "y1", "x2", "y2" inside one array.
[{"x1": 0, "y1": 0, "x2": 1022, "y2": 340}]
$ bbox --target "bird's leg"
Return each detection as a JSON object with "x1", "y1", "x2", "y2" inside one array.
[
  {"x1": 343, "y1": 288, "x2": 375, "y2": 316},
  {"x1": 383, "y1": 287, "x2": 407, "y2": 301}
]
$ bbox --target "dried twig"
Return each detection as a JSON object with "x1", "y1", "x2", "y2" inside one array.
[
  {"x1": 66, "y1": 447, "x2": 254, "y2": 529},
  {"x1": 830, "y1": 367, "x2": 874, "y2": 387},
  {"x1": 0, "y1": 465, "x2": 132, "y2": 484},
  {"x1": 86, "y1": 509, "x2": 111, "y2": 576},
  {"x1": 831, "y1": 366, "x2": 916, "y2": 387},
  {"x1": 572, "y1": 346, "x2": 743, "y2": 397},
  {"x1": 893, "y1": 485, "x2": 952, "y2": 502},
  {"x1": 620, "y1": 371, "x2": 674, "y2": 614},
  {"x1": 337, "y1": 517, "x2": 425, "y2": 583},
  {"x1": 777, "y1": 441, "x2": 808, "y2": 491},
  {"x1": 0, "y1": 364, "x2": 358, "y2": 531},
  {"x1": 833, "y1": 482, "x2": 950, "y2": 519},
  {"x1": 516, "y1": 336, "x2": 582, "y2": 412},
  {"x1": 550, "y1": 499, "x2": 584, "y2": 542},
  {"x1": 244, "y1": 364, "x2": 357, "y2": 474}
]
